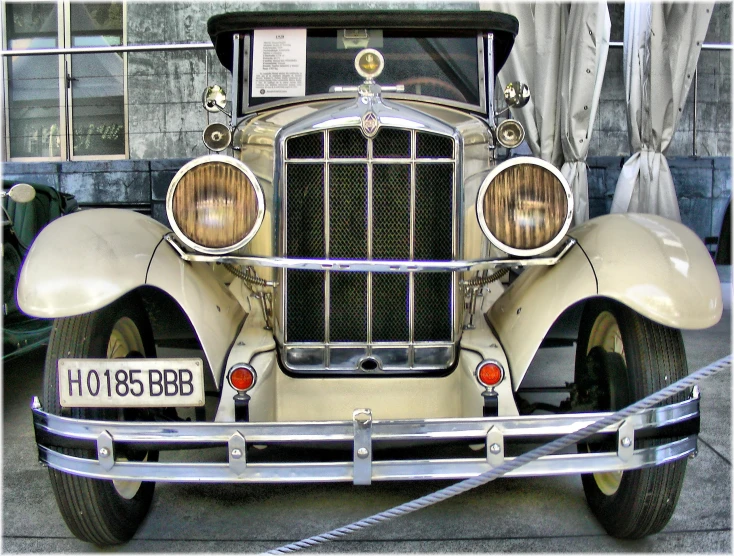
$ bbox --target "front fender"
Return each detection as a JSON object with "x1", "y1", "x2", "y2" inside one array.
[
  {"x1": 17, "y1": 208, "x2": 246, "y2": 388},
  {"x1": 569, "y1": 213, "x2": 723, "y2": 329},
  {"x1": 489, "y1": 214, "x2": 722, "y2": 386},
  {"x1": 146, "y1": 240, "x2": 246, "y2": 389},
  {"x1": 17, "y1": 209, "x2": 168, "y2": 318}
]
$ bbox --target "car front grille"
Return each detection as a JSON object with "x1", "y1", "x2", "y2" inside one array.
[{"x1": 282, "y1": 126, "x2": 456, "y2": 374}]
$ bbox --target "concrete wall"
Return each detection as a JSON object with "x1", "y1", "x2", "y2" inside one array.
[
  {"x1": 587, "y1": 156, "x2": 731, "y2": 241},
  {"x1": 125, "y1": 1, "x2": 474, "y2": 160},
  {"x1": 122, "y1": 2, "x2": 730, "y2": 161},
  {"x1": 126, "y1": 2, "x2": 230, "y2": 160}
]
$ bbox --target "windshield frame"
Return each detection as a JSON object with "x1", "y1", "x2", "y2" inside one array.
[{"x1": 232, "y1": 32, "x2": 487, "y2": 117}]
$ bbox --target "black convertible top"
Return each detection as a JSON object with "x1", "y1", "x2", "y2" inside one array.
[{"x1": 207, "y1": 10, "x2": 518, "y2": 74}]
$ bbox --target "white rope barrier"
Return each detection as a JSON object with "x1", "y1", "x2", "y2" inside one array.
[{"x1": 266, "y1": 355, "x2": 732, "y2": 554}]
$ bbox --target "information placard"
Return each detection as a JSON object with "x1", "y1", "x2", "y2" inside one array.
[{"x1": 252, "y1": 29, "x2": 307, "y2": 97}]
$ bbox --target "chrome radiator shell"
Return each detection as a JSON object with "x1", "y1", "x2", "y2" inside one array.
[{"x1": 275, "y1": 97, "x2": 464, "y2": 375}]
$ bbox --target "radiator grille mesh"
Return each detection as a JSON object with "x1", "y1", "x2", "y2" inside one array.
[
  {"x1": 286, "y1": 270, "x2": 325, "y2": 343},
  {"x1": 284, "y1": 127, "x2": 456, "y2": 372},
  {"x1": 329, "y1": 164, "x2": 367, "y2": 259},
  {"x1": 373, "y1": 164, "x2": 411, "y2": 260},
  {"x1": 373, "y1": 128, "x2": 411, "y2": 158}
]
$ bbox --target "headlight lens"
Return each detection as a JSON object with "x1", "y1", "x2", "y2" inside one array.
[
  {"x1": 476, "y1": 157, "x2": 573, "y2": 257},
  {"x1": 166, "y1": 155, "x2": 264, "y2": 254}
]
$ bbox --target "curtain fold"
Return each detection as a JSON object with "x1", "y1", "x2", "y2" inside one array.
[
  {"x1": 481, "y1": 1, "x2": 610, "y2": 226},
  {"x1": 610, "y1": 2, "x2": 713, "y2": 219},
  {"x1": 559, "y1": 3, "x2": 610, "y2": 225}
]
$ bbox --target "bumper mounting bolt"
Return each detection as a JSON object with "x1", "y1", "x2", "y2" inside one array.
[
  {"x1": 357, "y1": 447, "x2": 369, "y2": 459},
  {"x1": 489, "y1": 443, "x2": 502, "y2": 455},
  {"x1": 621, "y1": 437, "x2": 632, "y2": 448},
  {"x1": 231, "y1": 448, "x2": 243, "y2": 459},
  {"x1": 98, "y1": 448, "x2": 110, "y2": 458}
]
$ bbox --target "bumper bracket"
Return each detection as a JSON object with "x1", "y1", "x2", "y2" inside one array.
[{"x1": 353, "y1": 409, "x2": 373, "y2": 485}]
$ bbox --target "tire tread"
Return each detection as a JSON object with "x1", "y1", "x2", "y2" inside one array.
[
  {"x1": 577, "y1": 300, "x2": 688, "y2": 539},
  {"x1": 43, "y1": 294, "x2": 155, "y2": 545}
]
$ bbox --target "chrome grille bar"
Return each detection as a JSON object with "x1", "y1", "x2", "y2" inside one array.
[{"x1": 324, "y1": 134, "x2": 331, "y2": 362}]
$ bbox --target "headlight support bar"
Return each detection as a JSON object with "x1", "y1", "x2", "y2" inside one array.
[{"x1": 164, "y1": 233, "x2": 577, "y2": 273}]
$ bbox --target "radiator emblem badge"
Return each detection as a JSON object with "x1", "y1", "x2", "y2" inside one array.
[{"x1": 361, "y1": 111, "x2": 379, "y2": 137}]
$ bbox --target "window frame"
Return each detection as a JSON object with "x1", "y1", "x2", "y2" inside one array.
[{"x1": 2, "y1": 0, "x2": 128, "y2": 162}]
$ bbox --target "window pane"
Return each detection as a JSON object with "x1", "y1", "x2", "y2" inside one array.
[
  {"x1": 6, "y1": 3, "x2": 62, "y2": 158},
  {"x1": 70, "y1": 2, "x2": 124, "y2": 157}
]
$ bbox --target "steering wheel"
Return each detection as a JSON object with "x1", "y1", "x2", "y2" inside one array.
[{"x1": 397, "y1": 77, "x2": 467, "y2": 103}]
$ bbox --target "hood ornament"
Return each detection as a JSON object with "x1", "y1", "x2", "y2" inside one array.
[
  {"x1": 355, "y1": 49, "x2": 384, "y2": 81},
  {"x1": 355, "y1": 49, "x2": 385, "y2": 137}
]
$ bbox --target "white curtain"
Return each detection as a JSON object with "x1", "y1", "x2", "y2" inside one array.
[
  {"x1": 481, "y1": 2, "x2": 610, "y2": 226},
  {"x1": 610, "y1": 2, "x2": 713, "y2": 220},
  {"x1": 558, "y1": 5, "x2": 610, "y2": 225}
]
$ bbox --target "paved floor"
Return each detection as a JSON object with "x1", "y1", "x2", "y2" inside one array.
[{"x1": 2, "y1": 278, "x2": 731, "y2": 553}]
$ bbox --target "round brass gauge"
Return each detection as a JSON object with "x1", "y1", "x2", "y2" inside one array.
[{"x1": 355, "y1": 48, "x2": 384, "y2": 80}]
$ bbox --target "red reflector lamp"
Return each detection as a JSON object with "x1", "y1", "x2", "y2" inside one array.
[
  {"x1": 476, "y1": 360, "x2": 504, "y2": 388},
  {"x1": 228, "y1": 365, "x2": 256, "y2": 392}
]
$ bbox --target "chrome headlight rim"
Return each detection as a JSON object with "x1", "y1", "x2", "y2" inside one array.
[
  {"x1": 165, "y1": 154, "x2": 265, "y2": 255},
  {"x1": 476, "y1": 157, "x2": 574, "y2": 258}
]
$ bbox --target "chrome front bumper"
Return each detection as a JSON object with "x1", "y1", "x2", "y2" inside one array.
[{"x1": 31, "y1": 393, "x2": 699, "y2": 485}]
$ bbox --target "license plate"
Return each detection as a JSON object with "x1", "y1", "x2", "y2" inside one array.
[{"x1": 58, "y1": 358, "x2": 205, "y2": 408}]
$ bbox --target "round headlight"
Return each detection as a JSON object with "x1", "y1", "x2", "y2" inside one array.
[
  {"x1": 166, "y1": 155, "x2": 265, "y2": 254},
  {"x1": 476, "y1": 157, "x2": 573, "y2": 257}
]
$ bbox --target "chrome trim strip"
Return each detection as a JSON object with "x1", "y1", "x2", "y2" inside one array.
[
  {"x1": 487, "y1": 33, "x2": 495, "y2": 123},
  {"x1": 231, "y1": 34, "x2": 240, "y2": 129},
  {"x1": 33, "y1": 393, "x2": 699, "y2": 444},
  {"x1": 366, "y1": 142, "x2": 374, "y2": 348},
  {"x1": 452, "y1": 133, "x2": 461, "y2": 341},
  {"x1": 164, "y1": 233, "x2": 577, "y2": 273},
  {"x1": 38, "y1": 437, "x2": 696, "y2": 483},
  {"x1": 279, "y1": 156, "x2": 288, "y2": 345},
  {"x1": 477, "y1": 35, "x2": 487, "y2": 115},
  {"x1": 408, "y1": 130, "x2": 416, "y2": 356},
  {"x1": 241, "y1": 35, "x2": 250, "y2": 121},
  {"x1": 324, "y1": 132, "x2": 331, "y2": 351}
]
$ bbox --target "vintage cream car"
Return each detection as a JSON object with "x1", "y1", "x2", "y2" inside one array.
[{"x1": 21, "y1": 10, "x2": 722, "y2": 546}]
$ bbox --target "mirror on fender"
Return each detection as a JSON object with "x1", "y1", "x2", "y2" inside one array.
[
  {"x1": 202, "y1": 85, "x2": 229, "y2": 115},
  {"x1": 503, "y1": 81, "x2": 530, "y2": 109},
  {"x1": 495, "y1": 81, "x2": 531, "y2": 120}
]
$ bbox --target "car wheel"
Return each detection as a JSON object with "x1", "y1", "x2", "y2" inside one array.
[
  {"x1": 574, "y1": 299, "x2": 689, "y2": 539},
  {"x1": 43, "y1": 292, "x2": 158, "y2": 545}
]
